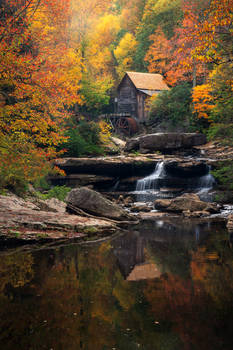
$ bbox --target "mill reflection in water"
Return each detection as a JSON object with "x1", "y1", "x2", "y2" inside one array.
[{"x1": 0, "y1": 220, "x2": 233, "y2": 350}]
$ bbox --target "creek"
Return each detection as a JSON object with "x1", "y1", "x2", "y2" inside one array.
[
  {"x1": 134, "y1": 161, "x2": 215, "y2": 202},
  {"x1": 0, "y1": 219, "x2": 233, "y2": 350}
]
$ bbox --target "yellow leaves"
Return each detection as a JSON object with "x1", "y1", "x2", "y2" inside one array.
[
  {"x1": 98, "y1": 120, "x2": 111, "y2": 144},
  {"x1": 90, "y1": 14, "x2": 120, "y2": 48},
  {"x1": 192, "y1": 84, "x2": 214, "y2": 121},
  {"x1": 114, "y1": 33, "x2": 137, "y2": 78}
]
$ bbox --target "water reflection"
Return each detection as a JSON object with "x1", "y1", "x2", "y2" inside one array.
[{"x1": 0, "y1": 220, "x2": 233, "y2": 350}]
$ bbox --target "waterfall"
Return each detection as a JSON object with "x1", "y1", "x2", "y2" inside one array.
[
  {"x1": 134, "y1": 161, "x2": 215, "y2": 202},
  {"x1": 135, "y1": 161, "x2": 166, "y2": 201},
  {"x1": 197, "y1": 165, "x2": 215, "y2": 201},
  {"x1": 198, "y1": 166, "x2": 215, "y2": 190}
]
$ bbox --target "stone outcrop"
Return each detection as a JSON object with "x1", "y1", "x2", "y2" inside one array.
[
  {"x1": 154, "y1": 193, "x2": 219, "y2": 214},
  {"x1": 66, "y1": 187, "x2": 134, "y2": 221},
  {"x1": 164, "y1": 160, "x2": 209, "y2": 177},
  {"x1": 124, "y1": 133, "x2": 206, "y2": 153},
  {"x1": 49, "y1": 174, "x2": 116, "y2": 189},
  {"x1": 0, "y1": 194, "x2": 117, "y2": 242},
  {"x1": 53, "y1": 156, "x2": 156, "y2": 178}
]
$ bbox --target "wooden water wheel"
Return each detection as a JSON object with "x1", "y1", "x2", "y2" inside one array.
[
  {"x1": 110, "y1": 115, "x2": 139, "y2": 136},
  {"x1": 99, "y1": 114, "x2": 139, "y2": 136}
]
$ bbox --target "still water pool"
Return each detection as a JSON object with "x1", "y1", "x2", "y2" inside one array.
[{"x1": 0, "y1": 219, "x2": 233, "y2": 350}]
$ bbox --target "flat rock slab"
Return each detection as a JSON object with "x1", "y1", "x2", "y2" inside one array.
[
  {"x1": 54, "y1": 155, "x2": 157, "y2": 177},
  {"x1": 125, "y1": 133, "x2": 206, "y2": 153},
  {"x1": 0, "y1": 195, "x2": 116, "y2": 242}
]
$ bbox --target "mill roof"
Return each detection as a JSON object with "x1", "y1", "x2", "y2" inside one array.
[{"x1": 125, "y1": 71, "x2": 169, "y2": 91}]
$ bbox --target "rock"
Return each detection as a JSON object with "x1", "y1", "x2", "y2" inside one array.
[
  {"x1": 131, "y1": 203, "x2": 151, "y2": 213},
  {"x1": 66, "y1": 187, "x2": 133, "y2": 221},
  {"x1": 153, "y1": 199, "x2": 172, "y2": 211},
  {"x1": 124, "y1": 196, "x2": 133, "y2": 206},
  {"x1": 0, "y1": 194, "x2": 40, "y2": 211},
  {"x1": 44, "y1": 198, "x2": 66, "y2": 213},
  {"x1": 53, "y1": 156, "x2": 155, "y2": 178},
  {"x1": 227, "y1": 214, "x2": 233, "y2": 232},
  {"x1": 164, "y1": 160, "x2": 209, "y2": 177},
  {"x1": 124, "y1": 133, "x2": 206, "y2": 153},
  {"x1": 0, "y1": 194, "x2": 116, "y2": 240},
  {"x1": 116, "y1": 195, "x2": 124, "y2": 204},
  {"x1": 154, "y1": 193, "x2": 219, "y2": 214},
  {"x1": 48, "y1": 174, "x2": 115, "y2": 188},
  {"x1": 110, "y1": 136, "x2": 126, "y2": 148},
  {"x1": 124, "y1": 137, "x2": 140, "y2": 152},
  {"x1": 182, "y1": 210, "x2": 210, "y2": 218}
]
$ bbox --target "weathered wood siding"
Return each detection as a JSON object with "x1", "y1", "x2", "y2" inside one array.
[{"x1": 117, "y1": 76, "x2": 138, "y2": 118}]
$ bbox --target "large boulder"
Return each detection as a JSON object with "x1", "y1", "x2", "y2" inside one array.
[
  {"x1": 125, "y1": 133, "x2": 206, "y2": 153},
  {"x1": 66, "y1": 187, "x2": 133, "y2": 221},
  {"x1": 154, "y1": 193, "x2": 219, "y2": 214}
]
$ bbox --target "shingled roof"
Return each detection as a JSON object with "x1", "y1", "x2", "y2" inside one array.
[{"x1": 126, "y1": 71, "x2": 169, "y2": 91}]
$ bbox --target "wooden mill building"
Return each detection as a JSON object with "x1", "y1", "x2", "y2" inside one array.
[{"x1": 117, "y1": 71, "x2": 169, "y2": 122}]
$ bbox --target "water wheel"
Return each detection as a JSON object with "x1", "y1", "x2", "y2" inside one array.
[{"x1": 111, "y1": 116, "x2": 138, "y2": 136}]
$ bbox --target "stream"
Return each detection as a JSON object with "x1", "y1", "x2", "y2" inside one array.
[{"x1": 0, "y1": 219, "x2": 233, "y2": 350}]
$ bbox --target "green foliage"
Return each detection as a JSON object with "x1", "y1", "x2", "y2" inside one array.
[
  {"x1": 60, "y1": 120, "x2": 105, "y2": 157},
  {"x1": 134, "y1": 0, "x2": 182, "y2": 70},
  {"x1": 80, "y1": 75, "x2": 113, "y2": 116},
  {"x1": 33, "y1": 177, "x2": 51, "y2": 191},
  {"x1": 210, "y1": 64, "x2": 233, "y2": 124},
  {"x1": 37, "y1": 186, "x2": 71, "y2": 202},
  {"x1": 0, "y1": 135, "x2": 52, "y2": 196},
  {"x1": 149, "y1": 83, "x2": 193, "y2": 130},
  {"x1": 212, "y1": 162, "x2": 233, "y2": 190},
  {"x1": 207, "y1": 124, "x2": 233, "y2": 146}
]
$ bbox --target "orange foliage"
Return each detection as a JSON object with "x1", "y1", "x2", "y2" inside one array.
[
  {"x1": 0, "y1": 0, "x2": 82, "y2": 188},
  {"x1": 192, "y1": 84, "x2": 214, "y2": 120}
]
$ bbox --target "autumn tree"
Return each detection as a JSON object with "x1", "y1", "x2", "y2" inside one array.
[
  {"x1": 134, "y1": 0, "x2": 183, "y2": 71},
  {"x1": 114, "y1": 32, "x2": 137, "y2": 79},
  {"x1": 0, "y1": 0, "x2": 82, "y2": 192}
]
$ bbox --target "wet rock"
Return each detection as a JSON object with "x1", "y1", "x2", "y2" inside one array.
[
  {"x1": 49, "y1": 174, "x2": 115, "y2": 188},
  {"x1": 116, "y1": 195, "x2": 124, "y2": 204},
  {"x1": 66, "y1": 187, "x2": 133, "y2": 221},
  {"x1": 125, "y1": 133, "x2": 206, "y2": 153},
  {"x1": 227, "y1": 214, "x2": 233, "y2": 232},
  {"x1": 164, "y1": 160, "x2": 208, "y2": 177},
  {"x1": 124, "y1": 196, "x2": 133, "y2": 206},
  {"x1": 153, "y1": 199, "x2": 172, "y2": 211},
  {"x1": 182, "y1": 210, "x2": 210, "y2": 218},
  {"x1": 154, "y1": 193, "x2": 219, "y2": 214},
  {"x1": 131, "y1": 203, "x2": 151, "y2": 213}
]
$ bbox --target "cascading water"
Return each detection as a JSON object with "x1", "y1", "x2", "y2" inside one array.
[
  {"x1": 197, "y1": 165, "x2": 215, "y2": 201},
  {"x1": 197, "y1": 166, "x2": 215, "y2": 190},
  {"x1": 135, "y1": 161, "x2": 166, "y2": 201},
  {"x1": 135, "y1": 161, "x2": 215, "y2": 202}
]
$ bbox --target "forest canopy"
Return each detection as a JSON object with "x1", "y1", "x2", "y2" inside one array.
[{"x1": 0, "y1": 0, "x2": 232, "y2": 193}]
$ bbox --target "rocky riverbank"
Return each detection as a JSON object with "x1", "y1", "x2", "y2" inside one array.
[
  {"x1": 1, "y1": 134, "x2": 233, "y2": 245},
  {"x1": 0, "y1": 193, "x2": 126, "y2": 245}
]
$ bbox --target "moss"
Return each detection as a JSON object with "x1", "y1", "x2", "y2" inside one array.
[
  {"x1": 8, "y1": 230, "x2": 21, "y2": 238},
  {"x1": 84, "y1": 226, "x2": 99, "y2": 235}
]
